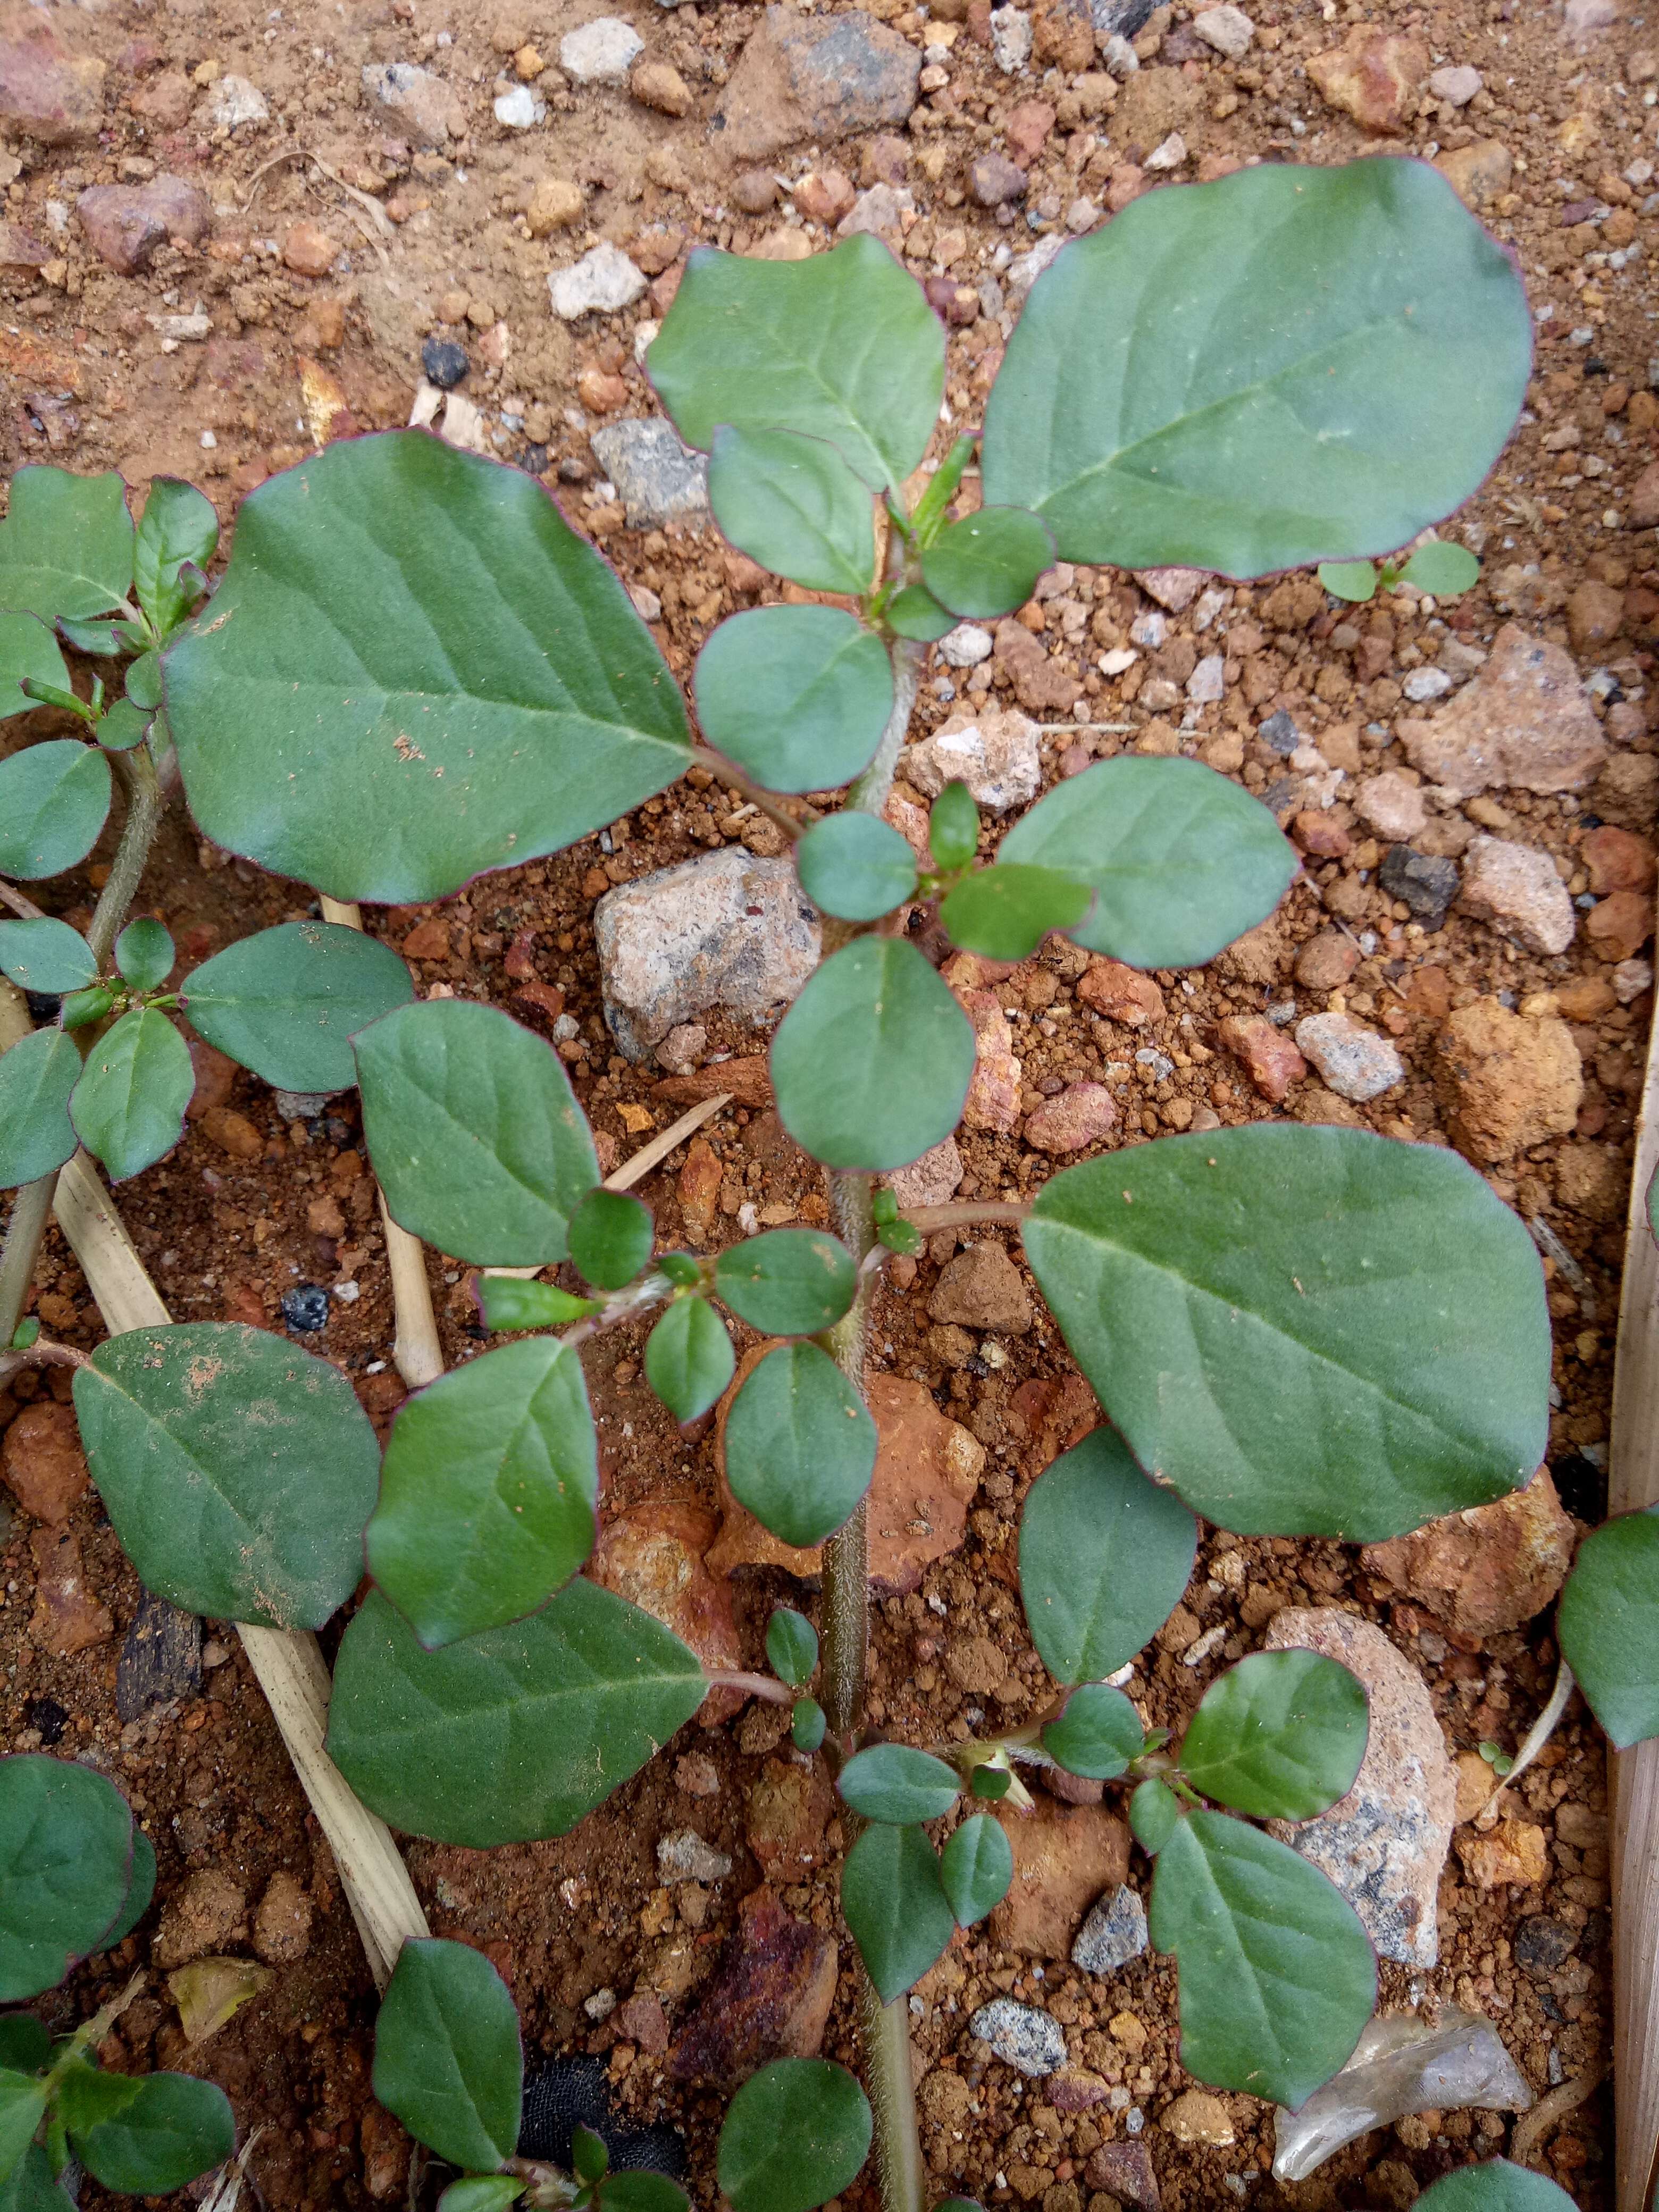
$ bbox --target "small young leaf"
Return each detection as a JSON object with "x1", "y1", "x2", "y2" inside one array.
[
  {"x1": 1556, "y1": 1505, "x2": 1659, "y2": 1749},
  {"x1": 1316, "y1": 560, "x2": 1378, "y2": 604},
  {"x1": 479, "y1": 1277, "x2": 601, "y2": 1332},
  {"x1": 69, "y1": 2071, "x2": 234, "y2": 2193},
  {"x1": 1411, "y1": 2163, "x2": 1577, "y2": 2211},
  {"x1": 707, "y1": 425, "x2": 876, "y2": 596},
  {"x1": 438, "y1": 2180, "x2": 525, "y2": 2212},
  {"x1": 928, "y1": 782, "x2": 979, "y2": 873},
  {"x1": 133, "y1": 478, "x2": 219, "y2": 640},
  {"x1": 940, "y1": 1815, "x2": 1013, "y2": 1927},
  {"x1": 354, "y1": 1000, "x2": 599, "y2": 1267},
  {"x1": 56, "y1": 617, "x2": 124, "y2": 657},
  {"x1": 572, "y1": 2124, "x2": 609, "y2": 2186},
  {"x1": 73, "y1": 1322, "x2": 381, "y2": 1630},
  {"x1": 0, "y1": 742, "x2": 112, "y2": 881},
  {"x1": 1400, "y1": 541, "x2": 1479, "y2": 598},
  {"x1": 1149, "y1": 1810, "x2": 1375, "y2": 2108},
  {"x1": 373, "y1": 1938, "x2": 523, "y2": 2174},
  {"x1": 1018, "y1": 1426, "x2": 1198, "y2": 1686},
  {"x1": 716, "y1": 2060, "x2": 872, "y2": 2212},
  {"x1": 598, "y1": 2173, "x2": 690, "y2": 2212},
  {"x1": 367, "y1": 1336, "x2": 599, "y2": 1649},
  {"x1": 0, "y1": 1757, "x2": 135, "y2": 2002},
  {"x1": 0, "y1": 920, "x2": 96, "y2": 996},
  {"x1": 840, "y1": 1823, "x2": 956, "y2": 2002},
  {"x1": 693, "y1": 607, "x2": 893, "y2": 797},
  {"x1": 969, "y1": 1765, "x2": 1012, "y2": 1802},
  {"x1": 0, "y1": 2019, "x2": 49, "y2": 2076},
  {"x1": 0, "y1": 1032, "x2": 79, "y2": 1189},
  {"x1": 113, "y1": 918, "x2": 173, "y2": 993},
  {"x1": 795, "y1": 812, "x2": 918, "y2": 923},
  {"x1": 792, "y1": 1698, "x2": 827, "y2": 1752},
  {"x1": 328, "y1": 1584, "x2": 707, "y2": 1846},
  {"x1": 837, "y1": 1745, "x2": 960, "y2": 1825},
  {"x1": 644, "y1": 1296, "x2": 735, "y2": 1425},
  {"x1": 883, "y1": 585, "x2": 957, "y2": 642},
  {"x1": 714, "y1": 1229, "x2": 857, "y2": 1336},
  {"x1": 724, "y1": 1342, "x2": 877, "y2": 1548},
  {"x1": 68, "y1": 1008, "x2": 192, "y2": 1182},
  {"x1": 940, "y1": 865, "x2": 1092, "y2": 962},
  {"x1": 1178, "y1": 1650, "x2": 1368, "y2": 1819},
  {"x1": 59, "y1": 984, "x2": 113, "y2": 1032},
  {"x1": 1129, "y1": 1777, "x2": 1179, "y2": 1855},
  {"x1": 568, "y1": 1188, "x2": 653, "y2": 1291},
  {"x1": 0, "y1": 613, "x2": 72, "y2": 722},
  {"x1": 659, "y1": 1252, "x2": 703, "y2": 1288},
  {"x1": 1041, "y1": 1683, "x2": 1143, "y2": 1781},
  {"x1": 920, "y1": 508, "x2": 1055, "y2": 620},
  {"x1": 0, "y1": 467, "x2": 134, "y2": 621},
  {"x1": 0, "y1": 2074, "x2": 49, "y2": 2181},
  {"x1": 770, "y1": 937, "x2": 976, "y2": 1172},
  {"x1": 123, "y1": 652, "x2": 163, "y2": 711},
  {"x1": 766, "y1": 1607, "x2": 819, "y2": 1689},
  {"x1": 182, "y1": 920, "x2": 415, "y2": 1093},
  {"x1": 96, "y1": 700, "x2": 152, "y2": 753}
]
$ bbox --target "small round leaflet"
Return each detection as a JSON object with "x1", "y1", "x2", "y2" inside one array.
[
  {"x1": 840, "y1": 1823, "x2": 955, "y2": 2002},
  {"x1": 68, "y1": 1008, "x2": 193, "y2": 1183},
  {"x1": 716, "y1": 2060, "x2": 872, "y2": 2212},
  {"x1": 693, "y1": 606, "x2": 892, "y2": 795},
  {"x1": 645, "y1": 1295, "x2": 734, "y2": 1424},
  {"x1": 0, "y1": 1756, "x2": 135, "y2": 2001},
  {"x1": 568, "y1": 1187, "x2": 653, "y2": 1291},
  {"x1": 714, "y1": 1228, "x2": 856, "y2": 1336},
  {"x1": 0, "y1": 919, "x2": 96, "y2": 996},
  {"x1": 1177, "y1": 1649, "x2": 1368, "y2": 1819},
  {"x1": 724, "y1": 1342, "x2": 876, "y2": 1548},
  {"x1": 372, "y1": 1938, "x2": 523, "y2": 2175},
  {"x1": 796, "y1": 813, "x2": 917, "y2": 923},
  {"x1": 0, "y1": 1029, "x2": 80, "y2": 1186},
  {"x1": 1041, "y1": 1683, "x2": 1143, "y2": 1780},
  {"x1": 1556, "y1": 1505, "x2": 1659, "y2": 1749},
  {"x1": 920, "y1": 507, "x2": 1054, "y2": 619},
  {"x1": 707, "y1": 425, "x2": 876, "y2": 596},
  {"x1": 940, "y1": 1814, "x2": 1012, "y2": 1927},
  {"x1": 837, "y1": 1744, "x2": 960, "y2": 1824},
  {"x1": 113, "y1": 917, "x2": 173, "y2": 993},
  {"x1": 182, "y1": 920, "x2": 415, "y2": 1093},
  {"x1": 766, "y1": 1607, "x2": 818, "y2": 1688},
  {"x1": 0, "y1": 741, "x2": 111, "y2": 881}
]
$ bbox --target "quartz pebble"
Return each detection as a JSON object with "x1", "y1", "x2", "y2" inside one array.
[
  {"x1": 1458, "y1": 835, "x2": 1577, "y2": 956},
  {"x1": 970, "y1": 1997, "x2": 1067, "y2": 2076},
  {"x1": 549, "y1": 243, "x2": 647, "y2": 320},
  {"x1": 1071, "y1": 1884, "x2": 1148, "y2": 1974},
  {"x1": 559, "y1": 17, "x2": 644, "y2": 82},
  {"x1": 1294, "y1": 1012, "x2": 1403, "y2": 1102}
]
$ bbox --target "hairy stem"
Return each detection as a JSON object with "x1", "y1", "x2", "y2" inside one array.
[
  {"x1": 847, "y1": 640, "x2": 925, "y2": 823},
  {"x1": 859, "y1": 1925, "x2": 927, "y2": 2212},
  {"x1": 0, "y1": 1178, "x2": 57, "y2": 1348},
  {"x1": 689, "y1": 746, "x2": 819, "y2": 841}
]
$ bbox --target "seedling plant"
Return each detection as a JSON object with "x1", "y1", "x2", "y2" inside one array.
[{"x1": 1, "y1": 152, "x2": 1656, "y2": 2207}]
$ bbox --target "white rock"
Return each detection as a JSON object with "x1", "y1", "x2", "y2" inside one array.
[
  {"x1": 1136, "y1": 565, "x2": 1204, "y2": 613},
  {"x1": 1354, "y1": 770, "x2": 1428, "y2": 842},
  {"x1": 362, "y1": 61, "x2": 464, "y2": 145},
  {"x1": 589, "y1": 417, "x2": 708, "y2": 525},
  {"x1": 1187, "y1": 653, "x2": 1225, "y2": 703},
  {"x1": 1458, "y1": 835, "x2": 1577, "y2": 956},
  {"x1": 1294, "y1": 1012, "x2": 1404, "y2": 1102},
  {"x1": 940, "y1": 623, "x2": 994, "y2": 668},
  {"x1": 970, "y1": 1997, "x2": 1066, "y2": 2076},
  {"x1": 1402, "y1": 666, "x2": 1453, "y2": 703},
  {"x1": 202, "y1": 74, "x2": 269, "y2": 127},
  {"x1": 1143, "y1": 131, "x2": 1186, "y2": 170},
  {"x1": 1101, "y1": 32, "x2": 1139, "y2": 73},
  {"x1": 1193, "y1": 4, "x2": 1254, "y2": 57},
  {"x1": 837, "y1": 183, "x2": 913, "y2": 240},
  {"x1": 559, "y1": 16, "x2": 645, "y2": 82},
  {"x1": 1098, "y1": 647, "x2": 1136, "y2": 676},
  {"x1": 1428, "y1": 62, "x2": 1481, "y2": 104},
  {"x1": 548, "y1": 242, "x2": 647, "y2": 320},
  {"x1": 990, "y1": 4, "x2": 1033, "y2": 71},
  {"x1": 494, "y1": 83, "x2": 544, "y2": 127},
  {"x1": 903, "y1": 706, "x2": 1042, "y2": 814},
  {"x1": 1005, "y1": 232, "x2": 1064, "y2": 307}
]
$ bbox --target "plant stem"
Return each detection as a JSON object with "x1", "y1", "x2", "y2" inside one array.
[
  {"x1": 703, "y1": 1669, "x2": 793, "y2": 1706},
  {"x1": 847, "y1": 641, "x2": 924, "y2": 824},
  {"x1": 859, "y1": 1964, "x2": 927, "y2": 2212},
  {"x1": 688, "y1": 746, "x2": 820, "y2": 841},
  {"x1": 0, "y1": 1177, "x2": 56, "y2": 1348}
]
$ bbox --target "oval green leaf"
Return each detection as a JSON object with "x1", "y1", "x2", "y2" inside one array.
[
  {"x1": 1557, "y1": 1506, "x2": 1659, "y2": 1749},
  {"x1": 792, "y1": 1698, "x2": 826, "y2": 1752},
  {"x1": 96, "y1": 700, "x2": 152, "y2": 753},
  {"x1": 724, "y1": 1340, "x2": 876, "y2": 1548},
  {"x1": 840, "y1": 1823, "x2": 956, "y2": 2003},
  {"x1": 134, "y1": 477, "x2": 219, "y2": 641},
  {"x1": 1317, "y1": 560, "x2": 1378, "y2": 604},
  {"x1": 68, "y1": 1008, "x2": 192, "y2": 1182},
  {"x1": 982, "y1": 160, "x2": 1530, "y2": 575},
  {"x1": 714, "y1": 1228, "x2": 856, "y2": 1336},
  {"x1": 327, "y1": 1582, "x2": 708, "y2": 1846},
  {"x1": 940, "y1": 1814, "x2": 1013, "y2": 1928},
  {"x1": 837, "y1": 1744, "x2": 960, "y2": 1825},
  {"x1": 767, "y1": 1606, "x2": 818, "y2": 1687},
  {"x1": 1129, "y1": 1776, "x2": 1179, "y2": 1856},
  {"x1": 1179, "y1": 1650, "x2": 1368, "y2": 1819},
  {"x1": 717, "y1": 2060, "x2": 872, "y2": 2212},
  {"x1": 567, "y1": 1187, "x2": 653, "y2": 1291},
  {"x1": 354, "y1": 999, "x2": 599, "y2": 1267},
  {"x1": 113, "y1": 918, "x2": 173, "y2": 994},
  {"x1": 884, "y1": 584, "x2": 956, "y2": 643},
  {"x1": 0, "y1": 467, "x2": 134, "y2": 621},
  {"x1": 644, "y1": 1295, "x2": 734, "y2": 1425},
  {"x1": 708, "y1": 425, "x2": 876, "y2": 596},
  {"x1": 929, "y1": 781, "x2": 979, "y2": 873},
  {"x1": 1041, "y1": 1683, "x2": 1143, "y2": 1781},
  {"x1": 0, "y1": 1030, "x2": 80, "y2": 1187},
  {"x1": 1023, "y1": 1125, "x2": 1549, "y2": 1540},
  {"x1": 164, "y1": 432, "x2": 691, "y2": 904},
  {"x1": 997, "y1": 758, "x2": 1295, "y2": 970},
  {"x1": 182, "y1": 920, "x2": 415, "y2": 1093},
  {"x1": 1018, "y1": 1425, "x2": 1198, "y2": 1686},
  {"x1": 940, "y1": 865, "x2": 1093, "y2": 962},
  {"x1": 368, "y1": 1336, "x2": 598, "y2": 1650},
  {"x1": 0, "y1": 2143, "x2": 72, "y2": 2212},
  {"x1": 796, "y1": 812, "x2": 917, "y2": 922},
  {"x1": 694, "y1": 607, "x2": 893, "y2": 796},
  {"x1": 920, "y1": 508, "x2": 1055, "y2": 620},
  {"x1": 770, "y1": 937, "x2": 976, "y2": 1171},
  {"x1": 479, "y1": 1276, "x2": 599, "y2": 1332},
  {"x1": 0, "y1": 742, "x2": 111, "y2": 881},
  {"x1": 649, "y1": 233, "x2": 944, "y2": 495},
  {"x1": 1148, "y1": 1809, "x2": 1376, "y2": 2108},
  {"x1": 1400, "y1": 540, "x2": 1479, "y2": 598},
  {"x1": 0, "y1": 1756, "x2": 134, "y2": 2001},
  {"x1": 438, "y1": 2180, "x2": 526, "y2": 2212},
  {"x1": 123, "y1": 652, "x2": 162, "y2": 712},
  {"x1": 72, "y1": 2072, "x2": 234, "y2": 2194},
  {"x1": 0, "y1": 920, "x2": 95, "y2": 996},
  {"x1": 0, "y1": 613, "x2": 71, "y2": 722},
  {"x1": 373, "y1": 1937, "x2": 523, "y2": 2174},
  {"x1": 72, "y1": 1321, "x2": 381, "y2": 1630},
  {"x1": 1412, "y1": 2164, "x2": 1577, "y2": 2212}
]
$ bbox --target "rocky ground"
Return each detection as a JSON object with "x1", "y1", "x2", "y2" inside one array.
[{"x1": 2, "y1": 0, "x2": 1655, "y2": 2200}]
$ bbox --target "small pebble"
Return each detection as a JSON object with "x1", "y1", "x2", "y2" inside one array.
[
  {"x1": 970, "y1": 1996, "x2": 1067, "y2": 2076},
  {"x1": 421, "y1": 337, "x2": 469, "y2": 389},
  {"x1": 280, "y1": 1285, "x2": 330, "y2": 1334}
]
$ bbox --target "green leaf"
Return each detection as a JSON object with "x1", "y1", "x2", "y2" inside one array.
[
  {"x1": 659, "y1": 1252, "x2": 703, "y2": 1289},
  {"x1": 840, "y1": 1823, "x2": 956, "y2": 2002},
  {"x1": 113, "y1": 918, "x2": 172, "y2": 993},
  {"x1": 567, "y1": 1188, "x2": 653, "y2": 1292},
  {"x1": 795, "y1": 813, "x2": 917, "y2": 922},
  {"x1": 693, "y1": 608, "x2": 893, "y2": 797},
  {"x1": 939, "y1": 1815, "x2": 1013, "y2": 1928},
  {"x1": 53, "y1": 2059, "x2": 141, "y2": 2139},
  {"x1": 164, "y1": 432, "x2": 690, "y2": 905},
  {"x1": 1148, "y1": 1809, "x2": 1375, "y2": 2107},
  {"x1": 56, "y1": 618, "x2": 123, "y2": 657},
  {"x1": 0, "y1": 742, "x2": 111, "y2": 881},
  {"x1": 1401, "y1": 541, "x2": 1479, "y2": 598},
  {"x1": 1316, "y1": 560, "x2": 1378, "y2": 604},
  {"x1": 1411, "y1": 2163, "x2": 1577, "y2": 2212},
  {"x1": 0, "y1": 921, "x2": 95, "y2": 996},
  {"x1": 766, "y1": 1607, "x2": 819, "y2": 1688},
  {"x1": 68, "y1": 1009, "x2": 192, "y2": 1182},
  {"x1": 0, "y1": 2022, "x2": 48, "y2": 2078},
  {"x1": 928, "y1": 782, "x2": 978, "y2": 873},
  {"x1": 1557, "y1": 1506, "x2": 1659, "y2": 1749},
  {"x1": 123, "y1": 652, "x2": 162, "y2": 711},
  {"x1": 1041, "y1": 1683, "x2": 1143, "y2": 1781},
  {"x1": 572, "y1": 2125, "x2": 609, "y2": 2186},
  {"x1": 707, "y1": 426, "x2": 876, "y2": 596},
  {"x1": 0, "y1": 614, "x2": 71, "y2": 722},
  {"x1": 714, "y1": 1229, "x2": 857, "y2": 1336},
  {"x1": 1178, "y1": 1650, "x2": 1368, "y2": 1819},
  {"x1": 792, "y1": 1698, "x2": 826, "y2": 1752},
  {"x1": 1129, "y1": 1777, "x2": 1179, "y2": 1855},
  {"x1": 373, "y1": 1938, "x2": 522, "y2": 2174},
  {"x1": 649, "y1": 234, "x2": 945, "y2": 495},
  {"x1": 920, "y1": 509, "x2": 1055, "y2": 620},
  {"x1": 70, "y1": 2072, "x2": 233, "y2": 2194},
  {"x1": 598, "y1": 2173, "x2": 690, "y2": 2212},
  {"x1": 58, "y1": 986, "x2": 112, "y2": 1032},
  {"x1": 940, "y1": 865, "x2": 1092, "y2": 962},
  {"x1": 970, "y1": 1764, "x2": 1011, "y2": 1802},
  {"x1": 717, "y1": 2061, "x2": 871, "y2": 2212},
  {"x1": 837, "y1": 1745, "x2": 960, "y2": 1825},
  {"x1": 439, "y1": 2180, "x2": 525, "y2": 2212},
  {"x1": 883, "y1": 584, "x2": 956, "y2": 643},
  {"x1": 367, "y1": 1336, "x2": 598, "y2": 1650},
  {"x1": 770, "y1": 937, "x2": 976, "y2": 1172},
  {"x1": 479, "y1": 1277, "x2": 600, "y2": 1332},
  {"x1": 182, "y1": 920, "x2": 414, "y2": 1093},
  {"x1": 96, "y1": 700, "x2": 152, "y2": 753},
  {"x1": 644, "y1": 1296, "x2": 734, "y2": 1424},
  {"x1": 997, "y1": 758, "x2": 1295, "y2": 970},
  {"x1": 724, "y1": 1340, "x2": 877, "y2": 1548},
  {"x1": 73, "y1": 1321, "x2": 381, "y2": 1630},
  {"x1": 354, "y1": 1000, "x2": 599, "y2": 1267},
  {"x1": 1018, "y1": 1426, "x2": 1197, "y2": 1686},
  {"x1": 981, "y1": 160, "x2": 1530, "y2": 575},
  {"x1": 0, "y1": 1033, "x2": 80, "y2": 1187},
  {"x1": 328, "y1": 1583, "x2": 708, "y2": 1846},
  {"x1": 0, "y1": 2145, "x2": 73, "y2": 2212},
  {"x1": 133, "y1": 478, "x2": 218, "y2": 641},
  {"x1": 0, "y1": 2074, "x2": 47, "y2": 2183},
  {"x1": 99, "y1": 1827, "x2": 156, "y2": 1949},
  {"x1": 1023, "y1": 1125, "x2": 1549, "y2": 1539},
  {"x1": 0, "y1": 468, "x2": 133, "y2": 621}
]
